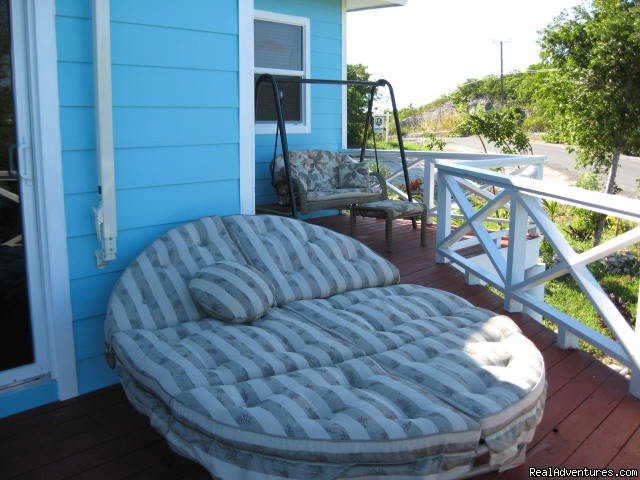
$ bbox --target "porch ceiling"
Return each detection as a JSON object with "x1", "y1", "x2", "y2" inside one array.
[{"x1": 346, "y1": 0, "x2": 407, "y2": 12}]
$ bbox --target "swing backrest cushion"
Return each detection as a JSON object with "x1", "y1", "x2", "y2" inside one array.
[{"x1": 272, "y1": 150, "x2": 361, "y2": 193}]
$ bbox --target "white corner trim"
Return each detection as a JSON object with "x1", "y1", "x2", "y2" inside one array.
[
  {"x1": 239, "y1": 0, "x2": 255, "y2": 214},
  {"x1": 254, "y1": 9, "x2": 311, "y2": 135},
  {"x1": 20, "y1": 0, "x2": 77, "y2": 399},
  {"x1": 341, "y1": 0, "x2": 347, "y2": 149}
]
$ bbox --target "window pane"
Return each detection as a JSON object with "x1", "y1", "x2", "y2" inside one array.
[
  {"x1": 254, "y1": 20, "x2": 303, "y2": 70},
  {"x1": 255, "y1": 75, "x2": 302, "y2": 123}
]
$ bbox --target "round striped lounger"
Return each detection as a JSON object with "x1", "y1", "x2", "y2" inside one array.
[{"x1": 105, "y1": 214, "x2": 546, "y2": 480}]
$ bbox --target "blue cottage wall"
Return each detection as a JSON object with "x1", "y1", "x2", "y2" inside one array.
[
  {"x1": 254, "y1": 0, "x2": 344, "y2": 206},
  {"x1": 56, "y1": 0, "x2": 242, "y2": 394}
]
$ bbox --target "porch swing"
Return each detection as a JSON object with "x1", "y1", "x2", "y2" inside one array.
[{"x1": 255, "y1": 75, "x2": 415, "y2": 219}]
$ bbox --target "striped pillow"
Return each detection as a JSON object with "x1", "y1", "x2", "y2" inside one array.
[{"x1": 189, "y1": 261, "x2": 276, "y2": 323}]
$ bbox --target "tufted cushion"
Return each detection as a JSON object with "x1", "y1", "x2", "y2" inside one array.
[
  {"x1": 357, "y1": 199, "x2": 426, "y2": 217},
  {"x1": 272, "y1": 150, "x2": 357, "y2": 191},
  {"x1": 106, "y1": 215, "x2": 546, "y2": 479},
  {"x1": 306, "y1": 187, "x2": 381, "y2": 201},
  {"x1": 189, "y1": 261, "x2": 276, "y2": 323},
  {"x1": 113, "y1": 283, "x2": 545, "y2": 467},
  {"x1": 272, "y1": 150, "x2": 364, "y2": 205},
  {"x1": 338, "y1": 162, "x2": 370, "y2": 188},
  {"x1": 111, "y1": 308, "x2": 364, "y2": 405},
  {"x1": 222, "y1": 214, "x2": 400, "y2": 304},
  {"x1": 105, "y1": 216, "x2": 246, "y2": 344},
  {"x1": 172, "y1": 356, "x2": 482, "y2": 464}
]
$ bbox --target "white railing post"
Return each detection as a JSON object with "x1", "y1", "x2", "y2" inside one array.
[
  {"x1": 631, "y1": 289, "x2": 640, "y2": 397},
  {"x1": 556, "y1": 327, "x2": 580, "y2": 350},
  {"x1": 435, "y1": 172, "x2": 451, "y2": 264},
  {"x1": 504, "y1": 194, "x2": 527, "y2": 313},
  {"x1": 523, "y1": 263, "x2": 545, "y2": 322},
  {"x1": 427, "y1": 158, "x2": 640, "y2": 398},
  {"x1": 423, "y1": 156, "x2": 436, "y2": 224},
  {"x1": 465, "y1": 270, "x2": 482, "y2": 286}
]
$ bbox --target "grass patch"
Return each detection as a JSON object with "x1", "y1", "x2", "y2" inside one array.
[
  {"x1": 462, "y1": 202, "x2": 638, "y2": 362},
  {"x1": 538, "y1": 206, "x2": 639, "y2": 360}
]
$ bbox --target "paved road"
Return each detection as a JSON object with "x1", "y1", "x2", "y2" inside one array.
[{"x1": 443, "y1": 136, "x2": 640, "y2": 197}]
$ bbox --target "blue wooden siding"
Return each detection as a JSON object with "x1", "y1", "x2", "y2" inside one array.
[
  {"x1": 0, "y1": 379, "x2": 58, "y2": 418},
  {"x1": 254, "y1": 0, "x2": 344, "y2": 206},
  {"x1": 55, "y1": 0, "x2": 241, "y2": 395}
]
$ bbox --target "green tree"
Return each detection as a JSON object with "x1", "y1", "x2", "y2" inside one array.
[
  {"x1": 346, "y1": 63, "x2": 373, "y2": 147},
  {"x1": 452, "y1": 106, "x2": 533, "y2": 155},
  {"x1": 539, "y1": 0, "x2": 640, "y2": 244}
]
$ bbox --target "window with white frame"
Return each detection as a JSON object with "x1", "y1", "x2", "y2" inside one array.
[{"x1": 254, "y1": 10, "x2": 310, "y2": 133}]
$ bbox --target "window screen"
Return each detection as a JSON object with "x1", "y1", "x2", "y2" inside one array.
[
  {"x1": 255, "y1": 20, "x2": 303, "y2": 70},
  {"x1": 255, "y1": 75, "x2": 302, "y2": 122},
  {"x1": 254, "y1": 17, "x2": 307, "y2": 125}
]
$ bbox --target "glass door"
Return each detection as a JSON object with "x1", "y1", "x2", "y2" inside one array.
[{"x1": 0, "y1": 0, "x2": 33, "y2": 375}]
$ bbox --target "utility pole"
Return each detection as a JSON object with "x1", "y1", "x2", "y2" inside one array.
[{"x1": 494, "y1": 39, "x2": 511, "y2": 107}]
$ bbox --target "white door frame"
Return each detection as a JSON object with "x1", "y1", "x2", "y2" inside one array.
[{"x1": 0, "y1": 0, "x2": 77, "y2": 400}]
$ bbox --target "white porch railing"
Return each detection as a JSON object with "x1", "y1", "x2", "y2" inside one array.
[
  {"x1": 435, "y1": 160, "x2": 640, "y2": 397},
  {"x1": 420, "y1": 152, "x2": 547, "y2": 224},
  {"x1": 344, "y1": 149, "x2": 547, "y2": 223}
]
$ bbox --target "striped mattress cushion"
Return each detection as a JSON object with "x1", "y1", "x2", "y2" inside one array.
[
  {"x1": 189, "y1": 261, "x2": 276, "y2": 323},
  {"x1": 110, "y1": 307, "x2": 366, "y2": 405},
  {"x1": 112, "y1": 284, "x2": 545, "y2": 466},
  {"x1": 105, "y1": 215, "x2": 400, "y2": 348},
  {"x1": 105, "y1": 216, "x2": 246, "y2": 342},
  {"x1": 222, "y1": 215, "x2": 400, "y2": 304}
]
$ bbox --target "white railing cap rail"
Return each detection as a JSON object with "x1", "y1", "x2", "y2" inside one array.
[
  {"x1": 436, "y1": 160, "x2": 640, "y2": 223},
  {"x1": 345, "y1": 148, "x2": 545, "y2": 163}
]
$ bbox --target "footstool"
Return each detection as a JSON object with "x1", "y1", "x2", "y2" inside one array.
[{"x1": 351, "y1": 199, "x2": 427, "y2": 252}]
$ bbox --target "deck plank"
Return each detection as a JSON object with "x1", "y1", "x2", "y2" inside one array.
[
  {"x1": 564, "y1": 394, "x2": 640, "y2": 469},
  {"x1": 1, "y1": 215, "x2": 636, "y2": 479},
  {"x1": 606, "y1": 425, "x2": 640, "y2": 473},
  {"x1": 523, "y1": 368, "x2": 628, "y2": 467},
  {"x1": 3, "y1": 401, "x2": 150, "y2": 479}
]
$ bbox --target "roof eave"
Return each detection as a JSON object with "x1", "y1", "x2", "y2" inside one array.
[{"x1": 346, "y1": 0, "x2": 407, "y2": 12}]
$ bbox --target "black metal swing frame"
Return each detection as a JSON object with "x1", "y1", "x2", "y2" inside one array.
[{"x1": 254, "y1": 74, "x2": 413, "y2": 219}]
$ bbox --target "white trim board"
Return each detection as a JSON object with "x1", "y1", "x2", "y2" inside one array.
[{"x1": 239, "y1": 0, "x2": 255, "y2": 214}]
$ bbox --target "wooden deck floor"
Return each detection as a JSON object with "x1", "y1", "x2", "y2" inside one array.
[{"x1": 1, "y1": 215, "x2": 639, "y2": 479}]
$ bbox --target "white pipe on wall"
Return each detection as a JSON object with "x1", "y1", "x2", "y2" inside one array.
[{"x1": 92, "y1": 0, "x2": 117, "y2": 267}]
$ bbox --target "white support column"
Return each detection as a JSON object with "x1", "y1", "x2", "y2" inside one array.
[
  {"x1": 435, "y1": 171, "x2": 451, "y2": 264},
  {"x1": 504, "y1": 193, "x2": 527, "y2": 312}
]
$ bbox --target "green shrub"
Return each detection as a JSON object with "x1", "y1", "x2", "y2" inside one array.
[
  {"x1": 567, "y1": 173, "x2": 602, "y2": 240},
  {"x1": 368, "y1": 160, "x2": 391, "y2": 179}
]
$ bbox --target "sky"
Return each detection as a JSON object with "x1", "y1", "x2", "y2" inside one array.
[{"x1": 347, "y1": 0, "x2": 583, "y2": 108}]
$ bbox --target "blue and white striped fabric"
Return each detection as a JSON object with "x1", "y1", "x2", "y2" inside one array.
[
  {"x1": 105, "y1": 216, "x2": 246, "y2": 346},
  {"x1": 105, "y1": 215, "x2": 546, "y2": 480},
  {"x1": 222, "y1": 215, "x2": 400, "y2": 305},
  {"x1": 189, "y1": 261, "x2": 276, "y2": 323}
]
